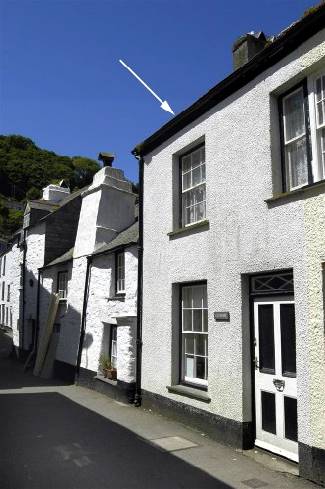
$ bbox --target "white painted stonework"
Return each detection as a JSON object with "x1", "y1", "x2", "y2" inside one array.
[{"x1": 141, "y1": 28, "x2": 325, "y2": 454}]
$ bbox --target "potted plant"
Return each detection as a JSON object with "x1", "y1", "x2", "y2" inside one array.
[{"x1": 99, "y1": 355, "x2": 117, "y2": 380}]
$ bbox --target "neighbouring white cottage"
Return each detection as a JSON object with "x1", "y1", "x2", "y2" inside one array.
[
  {"x1": 133, "y1": 6, "x2": 325, "y2": 486},
  {"x1": 36, "y1": 161, "x2": 138, "y2": 402}
]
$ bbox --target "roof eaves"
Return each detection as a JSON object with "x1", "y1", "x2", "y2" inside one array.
[{"x1": 132, "y1": 5, "x2": 325, "y2": 157}]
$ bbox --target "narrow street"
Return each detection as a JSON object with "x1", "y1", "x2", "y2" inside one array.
[{"x1": 0, "y1": 331, "x2": 320, "y2": 489}]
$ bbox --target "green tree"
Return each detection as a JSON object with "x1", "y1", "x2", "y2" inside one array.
[{"x1": 71, "y1": 156, "x2": 100, "y2": 189}]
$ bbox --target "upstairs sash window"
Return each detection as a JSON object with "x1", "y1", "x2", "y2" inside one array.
[
  {"x1": 116, "y1": 252, "x2": 125, "y2": 294},
  {"x1": 181, "y1": 145, "x2": 206, "y2": 226}
]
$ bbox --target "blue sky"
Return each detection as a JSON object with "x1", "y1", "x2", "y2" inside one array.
[{"x1": 0, "y1": 0, "x2": 316, "y2": 182}]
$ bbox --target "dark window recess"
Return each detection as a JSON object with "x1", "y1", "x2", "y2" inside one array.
[
  {"x1": 261, "y1": 391, "x2": 276, "y2": 435},
  {"x1": 251, "y1": 272, "x2": 294, "y2": 295},
  {"x1": 280, "y1": 303, "x2": 297, "y2": 377},
  {"x1": 258, "y1": 304, "x2": 275, "y2": 374},
  {"x1": 284, "y1": 396, "x2": 298, "y2": 442}
]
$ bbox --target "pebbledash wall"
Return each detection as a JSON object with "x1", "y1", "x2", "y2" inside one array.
[{"x1": 140, "y1": 25, "x2": 325, "y2": 483}]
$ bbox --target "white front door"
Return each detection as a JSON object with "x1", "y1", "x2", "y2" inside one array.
[{"x1": 254, "y1": 297, "x2": 298, "y2": 462}]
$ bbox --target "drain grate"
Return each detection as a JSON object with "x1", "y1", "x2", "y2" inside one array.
[
  {"x1": 241, "y1": 479, "x2": 268, "y2": 488},
  {"x1": 150, "y1": 436, "x2": 198, "y2": 452}
]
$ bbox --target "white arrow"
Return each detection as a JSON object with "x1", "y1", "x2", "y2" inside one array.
[{"x1": 119, "y1": 59, "x2": 175, "y2": 116}]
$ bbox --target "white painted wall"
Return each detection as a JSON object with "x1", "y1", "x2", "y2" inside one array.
[
  {"x1": 80, "y1": 246, "x2": 138, "y2": 382},
  {"x1": 141, "y1": 28, "x2": 325, "y2": 451}
]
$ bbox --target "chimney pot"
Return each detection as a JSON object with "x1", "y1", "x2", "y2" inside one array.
[{"x1": 98, "y1": 152, "x2": 115, "y2": 167}]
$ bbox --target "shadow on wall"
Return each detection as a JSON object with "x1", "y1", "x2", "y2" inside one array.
[{"x1": 0, "y1": 391, "x2": 231, "y2": 489}]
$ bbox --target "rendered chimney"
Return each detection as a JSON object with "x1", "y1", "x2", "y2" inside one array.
[
  {"x1": 232, "y1": 31, "x2": 268, "y2": 70},
  {"x1": 42, "y1": 182, "x2": 70, "y2": 203},
  {"x1": 98, "y1": 152, "x2": 115, "y2": 167}
]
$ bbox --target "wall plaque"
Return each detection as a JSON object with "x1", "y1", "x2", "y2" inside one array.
[{"x1": 214, "y1": 311, "x2": 230, "y2": 322}]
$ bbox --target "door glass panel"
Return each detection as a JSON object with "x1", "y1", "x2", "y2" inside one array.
[
  {"x1": 280, "y1": 304, "x2": 296, "y2": 377},
  {"x1": 258, "y1": 304, "x2": 275, "y2": 374},
  {"x1": 261, "y1": 391, "x2": 276, "y2": 434},
  {"x1": 284, "y1": 397, "x2": 298, "y2": 442}
]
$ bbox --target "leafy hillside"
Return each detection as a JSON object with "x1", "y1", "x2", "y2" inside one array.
[{"x1": 0, "y1": 135, "x2": 101, "y2": 237}]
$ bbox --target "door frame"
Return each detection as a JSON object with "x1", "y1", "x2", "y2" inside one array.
[{"x1": 248, "y1": 269, "x2": 297, "y2": 461}]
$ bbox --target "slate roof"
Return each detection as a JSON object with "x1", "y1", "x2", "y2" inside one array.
[
  {"x1": 42, "y1": 221, "x2": 139, "y2": 268},
  {"x1": 43, "y1": 247, "x2": 74, "y2": 268},
  {"x1": 92, "y1": 221, "x2": 139, "y2": 256},
  {"x1": 132, "y1": 4, "x2": 325, "y2": 157}
]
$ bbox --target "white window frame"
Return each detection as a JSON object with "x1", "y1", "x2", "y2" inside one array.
[
  {"x1": 180, "y1": 145, "x2": 206, "y2": 227},
  {"x1": 116, "y1": 252, "x2": 125, "y2": 294},
  {"x1": 57, "y1": 271, "x2": 68, "y2": 300},
  {"x1": 280, "y1": 68, "x2": 325, "y2": 192},
  {"x1": 181, "y1": 283, "x2": 208, "y2": 387}
]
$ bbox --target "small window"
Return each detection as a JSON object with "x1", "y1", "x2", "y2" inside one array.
[
  {"x1": 5, "y1": 307, "x2": 8, "y2": 326},
  {"x1": 180, "y1": 145, "x2": 206, "y2": 227},
  {"x1": 57, "y1": 271, "x2": 68, "y2": 299},
  {"x1": 110, "y1": 326, "x2": 117, "y2": 369},
  {"x1": 116, "y1": 252, "x2": 125, "y2": 294},
  {"x1": 7, "y1": 284, "x2": 10, "y2": 302},
  {"x1": 1, "y1": 282, "x2": 5, "y2": 301},
  {"x1": 2, "y1": 256, "x2": 5, "y2": 276},
  {"x1": 181, "y1": 283, "x2": 208, "y2": 387},
  {"x1": 10, "y1": 309, "x2": 12, "y2": 328}
]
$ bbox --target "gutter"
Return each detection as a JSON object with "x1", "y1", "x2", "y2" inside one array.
[
  {"x1": 132, "y1": 4, "x2": 325, "y2": 157},
  {"x1": 75, "y1": 255, "x2": 92, "y2": 377},
  {"x1": 134, "y1": 156, "x2": 144, "y2": 407}
]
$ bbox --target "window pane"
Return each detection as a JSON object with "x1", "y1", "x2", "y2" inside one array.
[
  {"x1": 195, "y1": 335, "x2": 207, "y2": 356},
  {"x1": 182, "y1": 172, "x2": 191, "y2": 191},
  {"x1": 316, "y1": 77, "x2": 322, "y2": 102},
  {"x1": 203, "y1": 309, "x2": 208, "y2": 332},
  {"x1": 201, "y1": 163, "x2": 206, "y2": 181},
  {"x1": 182, "y1": 287, "x2": 192, "y2": 308},
  {"x1": 280, "y1": 303, "x2": 296, "y2": 377},
  {"x1": 196, "y1": 356, "x2": 206, "y2": 379},
  {"x1": 191, "y1": 149, "x2": 201, "y2": 167},
  {"x1": 193, "y1": 309, "x2": 202, "y2": 331},
  {"x1": 284, "y1": 89, "x2": 305, "y2": 141},
  {"x1": 286, "y1": 136, "x2": 309, "y2": 188},
  {"x1": 192, "y1": 285, "x2": 204, "y2": 307},
  {"x1": 184, "y1": 334, "x2": 194, "y2": 354},
  {"x1": 317, "y1": 101, "x2": 324, "y2": 126},
  {"x1": 284, "y1": 397, "x2": 298, "y2": 441},
  {"x1": 183, "y1": 309, "x2": 192, "y2": 331},
  {"x1": 194, "y1": 185, "x2": 205, "y2": 204},
  {"x1": 261, "y1": 391, "x2": 276, "y2": 434},
  {"x1": 185, "y1": 356, "x2": 194, "y2": 378},
  {"x1": 192, "y1": 166, "x2": 201, "y2": 186},
  {"x1": 195, "y1": 202, "x2": 206, "y2": 222},
  {"x1": 258, "y1": 304, "x2": 275, "y2": 374},
  {"x1": 182, "y1": 155, "x2": 191, "y2": 172}
]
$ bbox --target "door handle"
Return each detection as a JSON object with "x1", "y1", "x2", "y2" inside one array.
[{"x1": 273, "y1": 378, "x2": 285, "y2": 392}]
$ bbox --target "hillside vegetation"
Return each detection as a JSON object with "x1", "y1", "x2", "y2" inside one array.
[{"x1": 0, "y1": 135, "x2": 100, "y2": 237}]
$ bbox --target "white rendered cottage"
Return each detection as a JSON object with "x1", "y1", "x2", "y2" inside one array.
[
  {"x1": 37, "y1": 163, "x2": 138, "y2": 401},
  {"x1": 133, "y1": 6, "x2": 325, "y2": 486}
]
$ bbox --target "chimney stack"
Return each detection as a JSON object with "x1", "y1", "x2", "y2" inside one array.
[
  {"x1": 232, "y1": 31, "x2": 268, "y2": 70},
  {"x1": 98, "y1": 152, "x2": 115, "y2": 167}
]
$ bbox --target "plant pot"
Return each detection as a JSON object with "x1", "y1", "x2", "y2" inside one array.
[{"x1": 107, "y1": 369, "x2": 117, "y2": 381}]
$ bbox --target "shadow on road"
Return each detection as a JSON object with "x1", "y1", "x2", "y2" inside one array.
[{"x1": 0, "y1": 391, "x2": 233, "y2": 489}]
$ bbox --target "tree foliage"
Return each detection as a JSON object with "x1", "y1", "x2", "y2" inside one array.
[
  {"x1": 0, "y1": 135, "x2": 100, "y2": 199},
  {"x1": 0, "y1": 134, "x2": 101, "y2": 236}
]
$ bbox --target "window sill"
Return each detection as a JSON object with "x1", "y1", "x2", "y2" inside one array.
[
  {"x1": 167, "y1": 219, "x2": 209, "y2": 239},
  {"x1": 265, "y1": 179, "x2": 325, "y2": 206},
  {"x1": 107, "y1": 295, "x2": 125, "y2": 302},
  {"x1": 95, "y1": 374, "x2": 117, "y2": 386},
  {"x1": 166, "y1": 384, "x2": 211, "y2": 403}
]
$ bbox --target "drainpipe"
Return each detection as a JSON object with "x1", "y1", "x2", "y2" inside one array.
[
  {"x1": 76, "y1": 255, "x2": 92, "y2": 377},
  {"x1": 21, "y1": 229, "x2": 27, "y2": 353},
  {"x1": 134, "y1": 155, "x2": 144, "y2": 407}
]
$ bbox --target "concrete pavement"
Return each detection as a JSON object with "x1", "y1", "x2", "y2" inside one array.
[{"x1": 0, "y1": 330, "x2": 321, "y2": 489}]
